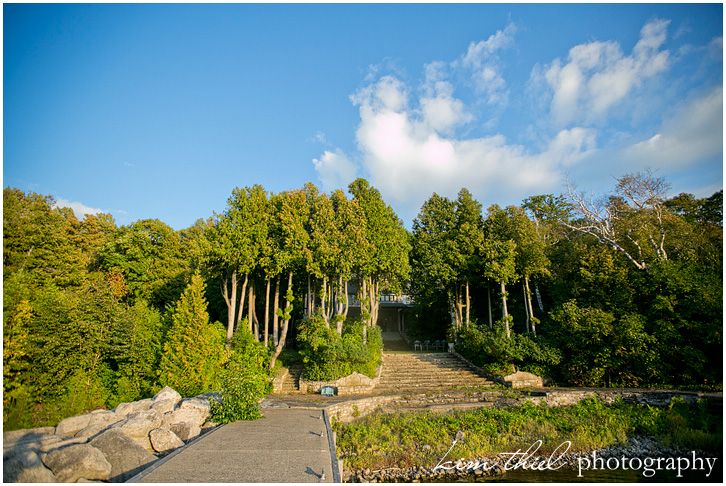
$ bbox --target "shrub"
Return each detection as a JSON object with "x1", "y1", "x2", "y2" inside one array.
[
  {"x1": 297, "y1": 314, "x2": 382, "y2": 381},
  {"x1": 456, "y1": 321, "x2": 561, "y2": 377},
  {"x1": 211, "y1": 327, "x2": 272, "y2": 423}
]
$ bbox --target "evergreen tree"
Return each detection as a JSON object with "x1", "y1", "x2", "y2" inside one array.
[{"x1": 159, "y1": 274, "x2": 229, "y2": 397}]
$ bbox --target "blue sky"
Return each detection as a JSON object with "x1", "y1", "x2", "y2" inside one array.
[{"x1": 4, "y1": 3, "x2": 723, "y2": 230}]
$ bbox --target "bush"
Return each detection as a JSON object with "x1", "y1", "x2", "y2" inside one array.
[
  {"x1": 456, "y1": 321, "x2": 561, "y2": 377},
  {"x1": 211, "y1": 328, "x2": 272, "y2": 423},
  {"x1": 296, "y1": 314, "x2": 382, "y2": 381}
]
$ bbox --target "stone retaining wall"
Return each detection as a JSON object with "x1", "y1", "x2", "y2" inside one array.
[
  {"x1": 452, "y1": 351, "x2": 546, "y2": 388},
  {"x1": 299, "y1": 365, "x2": 382, "y2": 396}
]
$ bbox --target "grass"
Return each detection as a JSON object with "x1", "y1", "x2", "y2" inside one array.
[{"x1": 334, "y1": 397, "x2": 722, "y2": 471}]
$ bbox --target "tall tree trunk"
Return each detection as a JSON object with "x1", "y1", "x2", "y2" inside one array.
[
  {"x1": 221, "y1": 267, "x2": 238, "y2": 344},
  {"x1": 270, "y1": 270, "x2": 293, "y2": 369},
  {"x1": 465, "y1": 280, "x2": 470, "y2": 328},
  {"x1": 235, "y1": 273, "x2": 248, "y2": 334},
  {"x1": 248, "y1": 284, "x2": 259, "y2": 341},
  {"x1": 342, "y1": 278, "x2": 350, "y2": 321},
  {"x1": 273, "y1": 275, "x2": 281, "y2": 346},
  {"x1": 320, "y1": 275, "x2": 330, "y2": 327},
  {"x1": 500, "y1": 281, "x2": 510, "y2": 338},
  {"x1": 522, "y1": 281, "x2": 530, "y2": 332},
  {"x1": 525, "y1": 277, "x2": 537, "y2": 336},
  {"x1": 487, "y1": 284, "x2": 493, "y2": 329},
  {"x1": 263, "y1": 279, "x2": 271, "y2": 346}
]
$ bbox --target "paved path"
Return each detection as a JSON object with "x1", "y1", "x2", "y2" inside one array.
[{"x1": 132, "y1": 408, "x2": 336, "y2": 483}]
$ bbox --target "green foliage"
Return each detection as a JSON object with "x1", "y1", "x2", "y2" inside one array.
[
  {"x1": 296, "y1": 314, "x2": 383, "y2": 381},
  {"x1": 211, "y1": 328, "x2": 272, "y2": 423},
  {"x1": 457, "y1": 322, "x2": 561, "y2": 377},
  {"x1": 545, "y1": 301, "x2": 658, "y2": 387},
  {"x1": 158, "y1": 274, "x2": 229, "y2": 397}
]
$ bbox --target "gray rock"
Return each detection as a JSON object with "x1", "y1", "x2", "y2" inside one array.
[
  {"x1": 89, "y1": 429, "x2": 157, "y2": 483},
  {"x1": 170, "y1": 422, "x2": 201, "y2": 441},
  {"x1": 55, "y1": 412, "x2": 121, "y2": 437},
  {"x1": 74, "y1": 424, "x2": 109, "y2": 440},
  {"x1": 43, "y1": 444, "x2": 111, "y2": 483},
  {"x1": 177, "y1": 397, "x2": 211, "y2": 421},
  {"x1": 3, "y1": 448, "x2": 57, "y2": 482},
  {"x1": 112, "y1": 409, "x2": 162, "y2": 438},
  {"x1": 149, "y1": 428, "x2": 184, "y2": 453},
  {"x1": 150, "y1": 399, "x2": 177, "y2": 414},
  {"x1": 163, "y1": 408, "x2": 205, "y2": 428},
  {"x1": 153, "y1": 386, "x2": 182, "y2": 404},
  {"x1": 114, "y1": 399, "x2": 154, "y2": 417},
  {"x1": 3, "y1": 427, "x2": 56, "y2": 443}
]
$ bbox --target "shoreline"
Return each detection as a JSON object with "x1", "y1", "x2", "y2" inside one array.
[{"x1": 344, "y1": 436, "x2": 721, "y2": 483}]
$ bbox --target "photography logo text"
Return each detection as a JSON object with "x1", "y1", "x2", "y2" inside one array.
[{"x1": 433, "y1": 439, "x2": 718, "y2": 479}]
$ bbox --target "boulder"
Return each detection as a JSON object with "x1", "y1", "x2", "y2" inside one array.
[
  {"x1": 114, "y1": 399, "x2": 153, "y2": 417},
  {"x1": 149, "y1": 428, "x2": 184, "y2": 453},
  {"x1": 177, "y1": 397, "x2": 211, "y2": 421},
  {"x1": 151, "y1": 399, "x2": 177, "y2": 414},
  {"x1": 3, "y1": 448, "x2": 57, "y2": 483},
  {"x1": 3, "y1": 427, "x2": 56, "y2": 443},
  {"x1": 55, "y1": 411, "x2": 121, "y2": 437},
  {"x1": 170, "y1": 422, "x2": 201, "y2": 442},
  {"x1": 153, "y1": 386, "x2": 182, "y2": 404},
  {"x1": 43, "y1": 444, "x2": 111, "y2": 483},
  {"x1": 89, "y1": 429, "x2": 157, "y2": 483},
  {"x1": 163, "y1": 408, "x2": 205, "y2": 428},
  {"x1": 112, "y1": 409, "x2": 162, "y2": 438},
  {"x1": 74, "y1": 424, "x2": 110, "y2": 440}
]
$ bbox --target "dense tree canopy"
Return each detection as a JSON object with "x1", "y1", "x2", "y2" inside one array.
[{"x1": 3, "y1": 173, "x2": 721, "y2": 430}]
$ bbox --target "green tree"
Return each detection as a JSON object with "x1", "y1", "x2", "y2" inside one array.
[
  {"x1": 348, "y1": 179, "x2": 410, "y2": 340},
  {"x1": 97, "y1": 219, "x2": 189, "y2": 310},
  {"x1": 483, "y1": 205, "x2": 519, "y2": 338},
  {"x1": 159, "y1": 274, "x2": 229, "y2": 397},
  {"x1": 203, "y1": 185, "x2": 270, "y2": 343}
]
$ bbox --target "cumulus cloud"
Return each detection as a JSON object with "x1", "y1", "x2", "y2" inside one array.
[
  {"x1": 52, "y1": 198, "x2": 104, "y2": 219},
  {"x1": 624, "y1": 85, "x2": 723, "y2": 170},
  {"x1": 312, "y1": 148, "x2": 358, "y2": 191},
  {"x1": 347, "y1": 74, "x2": 596, "y2": 217},
  {"x1": 454, "y1": 21, "x2": 516, "y2": 104},
  {"x1": 542, "y1": 18, "x2": 670, "y2": 126},
  {"x1": 313, "y1": 18, "x2": 718, "y2": 223}
]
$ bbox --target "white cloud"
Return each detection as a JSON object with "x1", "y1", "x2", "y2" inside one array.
[
  {"x1": 454, "y1": 21, "x2": 516, "y2": 105},
  {"x1": 312, "y1": 148, "x2": 358, "y2": 191},
  {"x1": 52, "y1": 198, "x2": 104, "y2": 219},
  {"x1": 543, "y1": 18, "x2": 670, "y2": 126},
  {"x1": 347, "y1": 75, "x2": 595, "y2": 217},
  {"x1": 624, "y1": 85, "x2": 723, "y2": 170}
]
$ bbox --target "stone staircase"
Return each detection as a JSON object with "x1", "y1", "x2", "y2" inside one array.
[
  {"x1": 375, "y1": 352, "x2": 495, "y2": 395},
  {"x1": 275, "y1": 364, "x2": 304, "y2": 394}
]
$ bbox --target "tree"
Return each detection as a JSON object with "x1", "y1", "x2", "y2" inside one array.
[
  {"x1": 483, "y1": 205, "x2": 519, "y2": 338},
  {"x1": 97, "y1": 219, "x2": 188, "y2": 310},
  {"x1": 267, "y1": 189, "x2": 309, "y2": 369},
  {"x1": 564, "y1": 170, "x2": 674, "y2": 271},
  {"x1": 158, "y1": 274, "x2": 229, "y2": 397},
  {"x1": 204, "y1": 185, "x2": 269, "y2": 343},
  {"x1": 348, "y1": 179, "x2": 410, "y2": 340}
]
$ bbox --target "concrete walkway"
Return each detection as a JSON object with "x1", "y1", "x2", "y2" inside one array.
[{"x1": 132, "y1": 408, "x2": 336, "y2": 483}]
